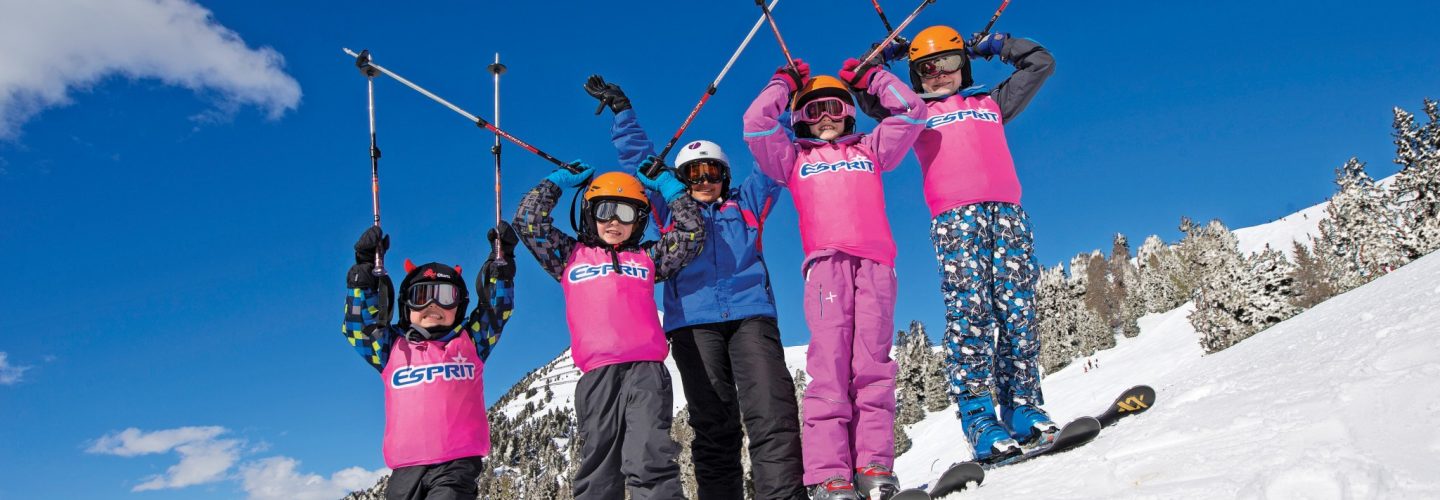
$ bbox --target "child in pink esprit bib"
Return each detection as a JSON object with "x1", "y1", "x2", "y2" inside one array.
[
  {"x1": 513, "y1": 165, "x2": 704, "y2": 500},
  {"x1": 340, "y1": 222, "x2": 517, "y2": 499},
  {"x1": 743, "y1": 56, "x2": 925, "y2": 498}
]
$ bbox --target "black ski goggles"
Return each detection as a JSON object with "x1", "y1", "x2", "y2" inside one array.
[
  {"x1": 593, "y1": 200, "x2": 643, "y2": 224},
  {"x1": 680, "y1": 160, "x2": 728, "y2": 185},
  {"x1": 915, "y1": 53, "x2": 965, "y2": 79},
  {"x1": 405, "y1": 282, "x2": 461, "y2": 310}
]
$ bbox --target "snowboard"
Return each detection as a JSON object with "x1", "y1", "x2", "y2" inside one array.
[{"x1": 886, "y1": 461, "x2": 984, "y2": 499}]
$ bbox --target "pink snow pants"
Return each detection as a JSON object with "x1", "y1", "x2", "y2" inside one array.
[{"x1": 800, "y1": 251, "x2": 899, "y2": 485}]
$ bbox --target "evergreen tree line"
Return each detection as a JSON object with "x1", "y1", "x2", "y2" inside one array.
[{"x1": 347, "y1": 99, "x2": 1439, "y2": 499}]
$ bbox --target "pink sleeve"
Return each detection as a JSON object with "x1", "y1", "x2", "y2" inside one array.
[
  {"x1": 860, "y1": 69, "x2": 927, "y2": 172},
  {"x1": 743, "y1": 78, "x2": 799, "y2": 186}
]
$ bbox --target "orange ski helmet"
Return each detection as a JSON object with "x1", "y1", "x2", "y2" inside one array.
[
  {"x1": 584, "y1": 171, "x2": 649, "y2": 208},
  {"x1": 791, "y1": 75, "x2": 856, "y2": 139},
  {"x1": 907, "y1": 25, "x2": 974, "y2": 92}
]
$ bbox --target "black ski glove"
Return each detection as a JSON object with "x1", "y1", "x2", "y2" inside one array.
[
  {"x1": 584, "y1": 74, "x2": 632, "y2": 114},
  {"x1": 483, "y1": 221, "x2": 519, "y2": 282},
  {"x1": 348, "y1": 226, "x2": 389, "y2": 289}
]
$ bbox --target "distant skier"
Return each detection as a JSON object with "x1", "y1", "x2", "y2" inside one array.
[
  {"x1": 340, "y1": 223, "x2": 517, "y2": 500},
  {"x1": 744, "y1": 56, "x2": 925, "y2": 500},
  {"x1": 859, "y1": 26, "x2": 1056, "y2": 462},
  {"x1": 584, "y1": 75, "x2": 806, "y2": 500},
  {"x1": 513, "y1": 163, "x2": 704, "y2": 500}
]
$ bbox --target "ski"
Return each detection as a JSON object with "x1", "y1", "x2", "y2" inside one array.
[
  {"x1": 1096, "y1": 384, "x2": 1156, "y2": 428},
  {"x1": 978, "y1": 416, "x2": 1101, "y2": 470},
  {"x1": 888, "y1": 460, "x2": 984, "y2": 499},
  {"x1": 890, "y1": 488, "x2": 934, "y2": 500}
]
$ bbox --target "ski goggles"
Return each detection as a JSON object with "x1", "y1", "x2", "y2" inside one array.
[
  {"x1": 794, "y1": 97, "x2": 853, "y2": 124},
  {"x1": 915, "y1": 53, "x2": 966, "y2": 79},
  {"x1": 592, "y1": 200, "x2": 643, "y2": 224},
  {"x1": 680, "y1": 160, "x2": 727, "y2": 185},
  {"x1": 405, "y1": 282, "x2": 461, "y2": 310}
]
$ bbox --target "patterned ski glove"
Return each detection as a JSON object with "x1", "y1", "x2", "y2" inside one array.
[
  {"x1": 484, "y1": 221, "x2": 518, "y2": 281},
  {"x1": 545, "y1": 160, "x2": 594, "y2": 188},
  {"x1": 639, "y1": 168, "x2": 688, "y2": 203},
  {"x1": 968, "y1": 32, "x2": 1008, "y2": 60}
]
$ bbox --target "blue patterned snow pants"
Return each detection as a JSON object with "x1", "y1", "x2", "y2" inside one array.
[{"x1": 931, "y1": 202, "x2": 1044, "y2": 410}]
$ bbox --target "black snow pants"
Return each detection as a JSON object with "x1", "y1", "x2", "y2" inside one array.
[
  {"x1": 573, "y1": 360, "x2": 685, "y2": 500},
  {"x1": 384, "y1": 456, "x2": 483, "y2": 500},
  {"x1": 669, "y1": 316, "x2": 805, "y2": 500}
]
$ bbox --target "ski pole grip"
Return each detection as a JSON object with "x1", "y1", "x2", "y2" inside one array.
[
  {"x1": 355, "y1": 49, "x2": 380, "y2": 78},
  {"x1": 641, "y1": 159, "x2": 667, "y2": 179},
  {"x1": 563, "y1": 160, "x2": 584, "y2": 174}
]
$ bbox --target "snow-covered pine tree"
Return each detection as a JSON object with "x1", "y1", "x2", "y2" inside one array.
[
  {"x1": 1110, "y1": 233, "x2": 1143, "y2": 337},
  {"x1": 671, "y1": 406, "x2": 699, "y2": 499},
  {"x1": 1136, "y1": 234, "x2": 1186, "y2": 313},
  {"x1": 1038, "y1": 262, "x2": 1111, "y2": 372},
  {"x1": 1290, "y1": 239, "x2": 1338, "y2": 308},
  {"x1": 893, "y1": 325, "x2": 927, "y2": 427},
  {"x1": 1315, "y1": 158, "x2": 1409, "y2": 291},
  {"x1": 1242, "y1": 246, "x2": 1301, "y2": 332},
  {"x1": 793, "y1": 369, "x2": 807, "y2": 425},
  {"x1": 1081, "y1": 250, "x2": 1114, "y2": 331},
  {"x1": 1390, "y1": 100, "x2": 1440, "y2": 257},
  {"x1": 922, "y1": 330, "x2": 951, "y2": 413},
  {"x1": 1072, "y1": 253, "x2": 1117, "y2": 353}
]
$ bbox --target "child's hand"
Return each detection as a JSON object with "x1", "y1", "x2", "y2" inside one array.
[
  {"x1": 639, "y1": 168, "x2": 688, "y2": 203},
  {"x1": 583, "y1": 74, "x2": 631, "y2": 114},
  {"x1": 968, "y1": 32, "x2": 1008, "y2": 60},
  {"x1": 773, "y1": 58, "x2": 811, "y2": 92},
  {"x1": 545, "y1": 161, "x2": 594, "y2": 187},
  {"x1": 840, "y1": 58, "x2": 880, "y2": 90},
  {"x1": 353, "y1": 225, "x2": 389, "y2": 265},
  {"x1": 485, "y1": 221, "x2": 518, "y2": 281}
]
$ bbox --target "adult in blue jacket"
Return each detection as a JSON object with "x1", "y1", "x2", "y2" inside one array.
[{"x1": 586, "y1": 75, "x2": 804, "y2": 500}]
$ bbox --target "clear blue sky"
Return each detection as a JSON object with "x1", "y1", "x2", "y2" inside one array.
[{"x1": 2, "y1": 0, "x2": 1436, "y2": 498}]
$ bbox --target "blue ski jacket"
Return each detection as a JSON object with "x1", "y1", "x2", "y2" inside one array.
[{"x1": 610, "y1": 109, "x2": 783, "y2": 332}]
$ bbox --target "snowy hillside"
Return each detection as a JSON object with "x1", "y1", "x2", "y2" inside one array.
[
  {"x1": 900, "y1": 251, "x2": 1440, "y2": 498},
  {"x1": 1232, "y1": 201, "x2": 1326, "y2": 257}
]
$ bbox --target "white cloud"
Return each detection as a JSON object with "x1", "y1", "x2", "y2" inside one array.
[
  {"x1": 88, "y1": 426, "x2": 239, "y2": 490},
  {"x1": 0, "y1": 0, "x2": 302, "y2": 138},
  {"x1": 240, "y1": 457, "x2": 388, "y2": 500},
  {"x1": 0, "y1": 352, "x2": 31, "y2": 385},
  {"x1": 89, "y1": 426, "x2": 386, "y2": 498}
]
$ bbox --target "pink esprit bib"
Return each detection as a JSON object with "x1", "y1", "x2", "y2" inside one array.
[
  {"x1": 914, "y1": 94, "x2": 1020, "y2": 217},
  {"x1": 561, "y1": 246, "x2": 669, "y2": 373},
  {"x1": 380, "y1": 332, "x2": 490, "y2": 468},
  {"x1": 788, "y1": 141, "x2": 897, "y2": 266}
]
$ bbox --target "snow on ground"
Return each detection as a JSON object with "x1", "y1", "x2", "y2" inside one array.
[
  {"x1": 897, "y1": 251, "x2": 1440, "y2": 499},
  {"x1": 1233, "y1": 201, "x2": 1326, "y2": 258}
]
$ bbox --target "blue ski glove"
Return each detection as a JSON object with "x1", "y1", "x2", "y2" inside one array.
[
  {"x1": 968, "y1": 32, "x2": 1008, "y2": 60},
  {"x1": 871, "y1": 35, "x2": 911, "y2": 65},
  {"x1": 639, "y1": 166, "x2": 688, "y2": 203},
  {"x1": 545, "y1": 160, "x2": 594, "y2": 187}
]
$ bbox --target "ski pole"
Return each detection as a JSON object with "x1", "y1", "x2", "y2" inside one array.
[
  {"x1": 343, "y1": 48, "x2": 582, "y2": 173},
  {"x1": 971, "y1": 0, "x2": 1011, "y2": 46},
  {"x1": 644, "y1": 0, "x2": 778, "y2": 177},
  {"x1": 487, "y1": 53, "x2": 507, "y2": 266},
  {"x1": 356, "y1": 49, "x2": 386, "y2": 277},
  {"x1": 857, "y1": 0, "x2": 937, "y2": 68},
  {"x1": 756, "y1": 0, "x2": 797, "y2": 71},
  {"x1": 870, "y1": 0, "x2": 896, "y2": 33}
]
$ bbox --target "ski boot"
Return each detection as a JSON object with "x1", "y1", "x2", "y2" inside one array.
[
  {"x1": 958, "y1": 392, "x2": 1021, "y2": 462},
  {"x1": 855, "y1": 463, "x2": 901, "y2": 499},
  {"x1": 1001, "y1": 404, "x2": 1060, "y2": 447},
  {"x1": 808, "y1": 476, "x2": 862, "y2": 500}
]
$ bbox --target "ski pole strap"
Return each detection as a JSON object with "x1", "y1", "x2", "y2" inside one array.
[{"x1": 976, "y1": 0, "x2": 1011, "y2": 42}]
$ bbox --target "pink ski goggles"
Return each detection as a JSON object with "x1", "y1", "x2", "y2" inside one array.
[{"x1": 793, "y1": 97, "x2": 853, "y2": 124}]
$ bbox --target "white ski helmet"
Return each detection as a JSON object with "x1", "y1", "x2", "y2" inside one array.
[
  {"x1": 674, "y1": 140, "x2": 730, "y2": 170},
  {"x1": 674, "y1": 140, "x2": 731, "y2": 193}
]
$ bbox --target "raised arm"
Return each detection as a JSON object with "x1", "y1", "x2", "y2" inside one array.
[
  {"x1": 455, "y1": 223, "x2": 518, "y2": 363},
  {"x1": 743, "y1": 60, "x2": 811, "y2": 186},
  {"x1": 844, "y1": 61, "x2": 927, "y2": 172},
  {"x1": 638, "y1": 170, "x2": 706, "y2": 282},
  {"x1": 341, "y1": 226, "x2": 397, "y2": 372},
  {"x1": 975, "y1": 34, "x2": 1054, "y2": 123},
  {"x1": 514, "y1": 166, "x2": 590, "y2": 282}
]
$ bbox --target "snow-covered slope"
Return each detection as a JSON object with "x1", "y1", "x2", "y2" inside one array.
[
  {"x1": 899, "y1": 250, "x2": 1440, "y2": 498},
  {"x1": 1232, "y1": 201, "x2": 1326, "y2": 257}
]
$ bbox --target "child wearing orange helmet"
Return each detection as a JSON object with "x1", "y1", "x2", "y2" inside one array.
[
  {"x1": 860, "y1": 25, "x2": 1057, "y2": 463},
  {"x1": 512, "y1": 163, "x2": 704, "y2": 500},
  {"x1": 743, "y1": 56, "x2": 926, "y2": 499}
]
